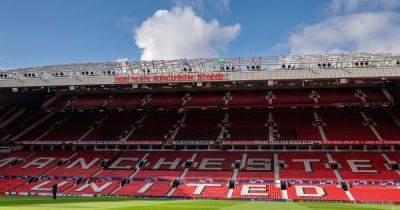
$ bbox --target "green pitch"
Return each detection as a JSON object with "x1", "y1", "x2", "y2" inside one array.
[{"x1": 0, "y1": 196, "x2": 399, "y2": 210}]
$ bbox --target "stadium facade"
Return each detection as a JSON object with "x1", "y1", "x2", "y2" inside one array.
[{"x1": 0, "y1": 53, "x2": 400, "y2": 203}]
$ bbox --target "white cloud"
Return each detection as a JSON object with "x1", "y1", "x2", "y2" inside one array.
[
  {"x1": 288, "y1": 12, "x2": 400, "y2": 54},
  {"x1": 282, "y1": 0, "x2": 400, "y2": 55},
  {"x1": 330, "y1": 0, "x2": 400, "y2": 13},
  {"x1": 134, "y1": 7, "x2": 240, "y2": 61}
]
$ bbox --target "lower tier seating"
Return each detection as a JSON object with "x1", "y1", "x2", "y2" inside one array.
[
  {"x1": 231, "y1": 183, "x2": 282, "y2": 199},
  {"x1": 350, "y1": 185, "x2": 400, "y2": 203},
  {"x1": 0, "y1": 178, "x2": 26, "y2": 194},
  {"x1": 173, "y1": 182, "x2": 229, "y2": 199},
  {"x1": 0, "y1": 150, "x2": 399, "y2": 203},
  {"x1": 114, "y1": 181, "x2": 171, "y2": 197},
  {"x1": 286, "y1": 184, "x2": 349, "y2": 201}
]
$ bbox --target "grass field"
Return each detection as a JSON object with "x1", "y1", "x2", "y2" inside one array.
[{"x1": 0, "y1": 196, "x2": 399, "y2": 210}]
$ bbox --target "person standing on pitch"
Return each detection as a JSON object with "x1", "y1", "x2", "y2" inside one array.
[{"x1": 52, "y1": 183, "x2": 58, "y2": 200}]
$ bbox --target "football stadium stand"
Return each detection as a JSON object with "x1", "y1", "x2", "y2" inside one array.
[{"x1": 0, "y1": 53, "x2": 400, "y2": 204}]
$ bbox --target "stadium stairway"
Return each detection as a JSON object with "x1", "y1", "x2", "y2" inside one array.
[
  {"x1": 326, "y1": 154, "x2": 343, "y2": 182},
  {"x1": 122, "y1": 115, "x2": 146, "y2": 141},
  {"x1": 313, "y1": 112, "x2": 327, "y2": 141},
  {"x1": 78, "y1": 115, "x2": 109, "y2": 141},
  {"x1": 9, "y1": 112, "x2": 54, "y2": 142},
  {"x1": 0, "y1": 107, "x2": 26, "y2": 130},
  {"x1": 359, "y1": 111, "x2": 383, "y2": 141}
]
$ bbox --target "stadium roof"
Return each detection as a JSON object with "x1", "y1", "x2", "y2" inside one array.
[{"x1": 0, "y1": 53, "x2": 399, "y2": 88}]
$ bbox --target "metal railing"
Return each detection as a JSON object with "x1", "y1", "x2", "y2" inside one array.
[{"x1": 0, "y1": 52, "x2": 399, "y2": 80}]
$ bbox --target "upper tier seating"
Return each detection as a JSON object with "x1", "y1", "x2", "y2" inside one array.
[
  {"x1": 73, "y1": 94, "x2": 106, "y2": 108},
  {"x1": 319, "y1": 110, "x2": 377, "y2": 141},
  {"x1": 0, "y1": 110, "x2": 40, "y2": 137},
  {"x1": 106, "y1": 93, "x2": 144, "y2": 107},
  {"x1": 17, "y1": 109, "x2": 400, "y2": 144},
  {"x1": 146, "y1": 93, "x2": 183, "y2": 107},
  {"x1": 317, "y1": 89, "x2": 361, "y2": 104},
  {"x1": 273, "y1": 111, "x2": 321, "y2": 140},
  {"x1": 227, "y1": 111, "x2": 269, "y2": 141},
  {"x1": 44, "y1": 88, "x2": 388, "y2": 109},
  {"x1": 40, "y1": 113, "x2": 105, "y2": 141},
  {"x1": 273, "y1": 89, "x2": 314, "y2": 106},
  {"x1": 363, "y1": 88, "x2": 388, "y2": 103},
  {"x1": 83, "y1": 112, "x2": 140, "y2": 141},
  {"x1": 185, "y1": 92, "x2": 225, "y2": 107},
  {"x1": 127, "y1": 112, "x2": 180, "y2": 141},
  {"x1": 392, "y1": 108, "x2": 400, "y2": 122},
  {"x1": 175, "y1": 111, "x2": 223, "y2": 141},
  {"x1": 365, "y1": 110, "x2": 400, "y2": 141},
  {"x1": 385, "y1": 152, "x2": 400, "y2": 162},
  {"x1": 48, "y1": 95, "x2": 70, "y2": 108},
  {"x1": 19, "y1": 113, "x2": 67, "y2": 141},
  {"x1": 229, "y1": 91, "x2": 267, "y2": 107}
]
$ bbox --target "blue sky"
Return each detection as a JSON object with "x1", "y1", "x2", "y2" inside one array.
[{"x1": 0, "y1": 0, "x2": 399, "y2": 68}]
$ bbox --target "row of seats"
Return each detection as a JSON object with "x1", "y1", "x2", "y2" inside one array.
[
  {"x1": 1, "y1": 151, "x2": 399, "y2": 181},
  {"x1": 17, "y1": 109, "x2": 400, "y2": 142},
  {"x1": 1, "y1": 150, "x2": 399, "y2": 202},
  {"x1": 4, "y1": 177, "x2": 400, "y2": 203},
  {"x1": 47, "y1": 88, "x2": 389, "y2": 109}
]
